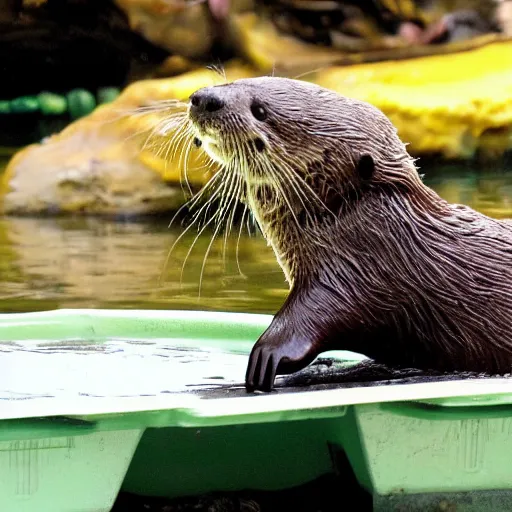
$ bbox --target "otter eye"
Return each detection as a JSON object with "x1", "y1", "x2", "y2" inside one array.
[
  {"x1": 356, "y1": 153, "x2": 375, "y2": 180},
  {"x1": 193, "y1": 137, "x2": 202, "y2": 148},
  {"x1": 253, "y1": 138, "x2": 265, "y2": 152},
  {"x1": 250, "y1": 101, "x2": 267, "y2": 121}
]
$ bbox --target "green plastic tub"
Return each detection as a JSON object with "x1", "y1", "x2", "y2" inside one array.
[{"x1": 2, "y1": 309, "x2": 512, "y2": 512}]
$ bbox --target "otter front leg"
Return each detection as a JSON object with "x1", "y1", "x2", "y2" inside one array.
[{"x1": 245, "y1": 289, "x2": 328, "y2": 392}]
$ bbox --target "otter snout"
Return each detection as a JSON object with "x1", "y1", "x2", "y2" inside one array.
[
  {"x1": 189, "y1": 88, "x2": 225, "y2": 116},
  {"x1": 188, "y1": 86, "x2": 232, "y2": 162},
  {"x1": 188, "y1": 81, "x2": 270, "y2": 162}
]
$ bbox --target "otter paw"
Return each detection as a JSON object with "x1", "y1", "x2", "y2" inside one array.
[
  {"x1": 245, "y1": 345, "x2": 281, "y2": 393},
  {"x1": 245, "y1": 338, "x2": 316, "y2": 393}
]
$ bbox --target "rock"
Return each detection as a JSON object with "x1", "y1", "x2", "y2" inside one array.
[
  {"x1": 0, "y1": 63, "x2": 255, "y2": 216},
  {"x1": 114, "y1": 0, "x2": 254, "y2": 60},
  {"x1": 231, "y1": 12, "x2": 352, "y2": 75},
  {"x1": 114, "y1": 0, "x2": 218, "y2": 59}
]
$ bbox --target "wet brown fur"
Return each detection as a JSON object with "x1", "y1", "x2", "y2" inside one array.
[{"x1": 188, "y1": 77, "x2": 512, "y2": 392}]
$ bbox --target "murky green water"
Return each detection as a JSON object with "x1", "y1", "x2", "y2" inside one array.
[{"x1": 0, "y1": 161, "x2": 510, "y2": 315}]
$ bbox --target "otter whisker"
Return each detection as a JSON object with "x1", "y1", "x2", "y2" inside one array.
[
  {"x1": 206, "y1": 62, "x2": 227, "y2": 82},
  {"x1": 192, "y1": 162, "x2": 237, "y2": 298},
  {"x1": 117, "y1": 99, "x2": 189, "y2": 117},
  {"x1": 272, "y1": 152, "x2": 338, "y2": 223},
  {"x1": 182, "y1": 170, "x2": 227, "y2": 231},
  {"x1": 265, "y1": 154, "x2": 315, "y2": 225},
  {"x1": 141, "y1": 113, "x2": 189, "y2": 156},
  {"x1": 181, "y1": 121, "x2": 211, "y2": 195},
  {"x1": 206, "y1": 152, "x2": 240, "y2": 273},
  {"x1": 157, "y1": 119, "x2": 190, "y2": 167},
  {"x1": 140, "y1": 108, "x2": 188, "y2": 137},
  {"x1": 161, "y1": 123, "x2": 186, "y2": 167},
  {"x1": 248, "y1": 211, "x2": 258, "y2": 237},
  {"x1": 161, "y1": 118, "x2": 192, "y2": 161},
  {"x1": 197, "y1": 199, "x2": 233, "y2": 301},
  {"x1": 144, "y1": 118, "x2": 196, "y2": 201},
  {"x1": 222, "y1": 128, "x2": 255, "y2": 243},
  {"x1": 165, "y1": 166, "x2": 223, "y2": 234},
  {"x1": 178, "y1": 126, "x2": 197, "y2": 197},
  {"x1": 166, "y1": 169, "x2": 223, "y2": 232},
  {"x1": 246, "y1": 214, "x2": 252, "y2": 237},
  {"x1": 179, "y1": 206, "x2": 223, "y2": 290},
  {"x1": 221, "y1": 168, "x2": 243, "y2": 273},
  {"x1": 87, "y1": 100, "x2": 189, "y2": 152},
  {"x1": 189, "y1": 136, "x2": 237, "y2": 232},
  {"x1": 258, "y1": 158, "x2": 303, "y2": 234},
  {"x1": 292, "y1": 67, "x2": 329, "y2": 81},
  {"x1": 159, "y1": 171, "x2": 227, "y2": 286},
  {"x1": 220, "y1": 127, "x2": 249, "y2": 271},
  {"x1": 167, "y1": 126, "x2": 195, "y2": 177},
  {"x1": 111, "y1": 109, "x2": 189, "y2": 154},
  {"x1": 174, "y1": 168, "x2": 225, "y2": 227},
  {"x1": 184, "y1": 157, "x2": 222, "y2": 196},
  {"x1": 153, "y1": 111, "x2": 191, "y2": 134},
  {"x1": 235, "y1": 203, "x2": 249, "y2": 279}
]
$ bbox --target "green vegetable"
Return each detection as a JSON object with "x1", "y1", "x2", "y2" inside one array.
[
  {"x1": 66, "y1": 89, "x2": 96, "y2": 120},
  {"x1": 9, "y1": 96, "x2": 39, "y2": 114},
  {"x1": 38, "y1": 92, "x2": 67, "y2": 115},
  {"x1": 97, "y1": 87, "x2": 120, "y2": 105},
  {"x1": 0, "y1": 101, "x2": 10, "y2": 114}
]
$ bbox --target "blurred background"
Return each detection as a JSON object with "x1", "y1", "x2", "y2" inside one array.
[{"x1": 0, "y1": 0, "x2": 511, "y2": 315}]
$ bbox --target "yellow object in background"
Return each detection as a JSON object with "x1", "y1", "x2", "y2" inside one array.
[{"x1": 312, "y1": 40, "x2": 512, "y2": 159}]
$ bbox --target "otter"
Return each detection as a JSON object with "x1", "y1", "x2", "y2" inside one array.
[{"x1": 187, "y1": 77, "x2": 512, "y2": 393}]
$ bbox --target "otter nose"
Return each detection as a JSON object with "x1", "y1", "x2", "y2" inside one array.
[{"x1": 189, "y1": 89, "x2": 224, "y2": 113}]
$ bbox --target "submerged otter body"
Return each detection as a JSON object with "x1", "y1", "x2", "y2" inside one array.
[{"x1": 187, "y1": 76, "x2": 512, "y2": 392}]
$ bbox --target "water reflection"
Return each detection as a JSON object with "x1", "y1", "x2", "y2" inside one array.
[
  {"x1": 0, "y1": 216, "x2": 288, "y2": 314},
  {"x1": 423, "y1": 164, "x2": 512, "y2": 219},
  {"x1": 0, "y1": 164, "x2": 510, "y2": 314}
]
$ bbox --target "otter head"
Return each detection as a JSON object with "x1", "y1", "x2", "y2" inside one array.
[{"x1": 187, "y1": 77, "x2": 417, "y2": 283}]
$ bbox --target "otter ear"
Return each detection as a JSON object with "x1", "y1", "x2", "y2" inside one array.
[{"x1": 356, "y1": 153, "x2": 375, "y2": 181}]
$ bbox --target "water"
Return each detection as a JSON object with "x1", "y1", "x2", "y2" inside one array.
[
  {"x1": 1, "y1": 336, "x2": 251, "y2": 401},
  {"x1": 0, "y1": 161, "x2": 510, "y2": 316}
]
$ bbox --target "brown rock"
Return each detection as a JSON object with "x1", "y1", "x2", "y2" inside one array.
[
  {"x1": 114, "y1": 0, "x2": 217, "y2": 59},
  {"x1": 114, "y1": 0, "x2": 254, "y2": 60}
]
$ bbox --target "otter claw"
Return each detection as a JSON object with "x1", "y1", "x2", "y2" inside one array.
[
  {"x1": 245, "y1": 347, "x2": 260, "y2": 391},
  {"x1": 259, "y1": 353, "x2": 278, "y2": 392},
  {"x1": 246, "y1": 347, "x2": 280, "y2": 393}
]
